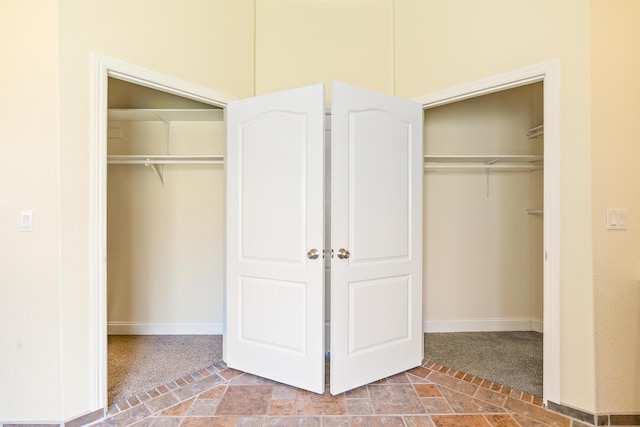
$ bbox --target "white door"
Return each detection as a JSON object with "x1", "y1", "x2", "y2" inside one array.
[
  {"x1": 330, "y1": 81, "x2": 423, "y2": 395},
  {"x1": 225, "y1": 84, "x2": 326, "y2": 393},
  {"x1": 226, "y1": 81, "x2": 423, "y2": 395}
]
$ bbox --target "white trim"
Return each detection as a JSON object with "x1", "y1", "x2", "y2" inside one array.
[
  {"x1": 90, "y1": 53, "x2": 237, "y2": 410},
  {"x1": 424, "y1": 318, "x2": 543, "y2": 333},
  {"x1": 108, "y1": 322, "x2": 223, "y2": 335},
  {"x1": 415, "y1": 59, "x2": 561, "y2": 404},
  {"x1": 415, "y1": 62, "x2": 547, "y2": 108},
  {"x1": 531, "y1": 318, "x2": 544, "y2": 333}
]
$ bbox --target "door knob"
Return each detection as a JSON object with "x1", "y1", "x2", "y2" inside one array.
[
  {"x1": 307, "y1": 249, "x2": 320, "y2": 260},
  {"x1": 337, "y1": 248, "x2": 350, "y2": 259}
]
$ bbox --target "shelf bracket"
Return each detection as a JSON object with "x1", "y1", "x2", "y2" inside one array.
[
  {"x1": 145, "y1": 160, "x2": 165, "y2": 187},
  {"x1": 485, "y1": 168, "x2": 489, "y2": 197},
  {"x1": 144, "y1": 114, "x2": 172, "y2": 187},
  {"x1": 484, "y1": 159, "x2": 498, "y2": 197}
]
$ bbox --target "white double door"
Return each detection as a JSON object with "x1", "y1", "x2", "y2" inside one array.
[{"x1": 225, "y1": 81, "x2": 423, "y2": 395}]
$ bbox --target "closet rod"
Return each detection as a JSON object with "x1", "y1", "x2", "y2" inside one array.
[
  {"x1": 424, "y1": 164, "x2": 543, "y2": 170},
  {"x1": 108, "y1": 155, "x2": 224, "y2": 165}
]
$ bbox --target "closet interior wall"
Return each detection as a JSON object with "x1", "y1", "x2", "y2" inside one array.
[
  {"x1": 106, "y1": 79, "x2": 225, "y2": 335},
  {"x1": 423, "y1": 82, "x2": 544, "y2": 332}
]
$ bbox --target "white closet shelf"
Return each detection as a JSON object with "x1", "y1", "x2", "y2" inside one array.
[
  {"x1": 108, "y1": 108, "x2": 223, "y2": 122},
  {"x1": 424, "y1": 154, "x2": 543, "y2": 171},
  {"x1": 108, "y1": 155, "x2": 224, "y2": 165}
]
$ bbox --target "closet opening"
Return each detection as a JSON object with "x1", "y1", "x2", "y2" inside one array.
[
  {"x1": 105, "y1": 77, "x2": 226, "y2": 406},
  {"x1": 422, "y1": 82, "x2": 544, "y2": 398}
]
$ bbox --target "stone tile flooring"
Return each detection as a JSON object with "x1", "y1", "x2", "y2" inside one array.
[{"x1": 92, "y1": 360, "x2": 572, "y2": 427}]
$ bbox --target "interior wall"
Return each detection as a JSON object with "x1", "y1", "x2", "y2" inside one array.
[
  {"x1": 0, "y1": 0, "x2": 63, "y2": 420},
  {"x1": 54, "y1": 0, "x2": 254, "y2": 420},
  {"x1": 394, "y1": 0, "x2": 595, "y2": 413},
  {"x1": 590, "y1": 0, "x2": 640, "y2": 412},
  {"x1": 107, "y1": 119, "x2": 225, "y2": 333},
  {"x1": 255, "y1": 0, "x2": 394, "y2": 102},
  {"x1": 423, "y1": 84, "x2": 543, "y2": 332}
]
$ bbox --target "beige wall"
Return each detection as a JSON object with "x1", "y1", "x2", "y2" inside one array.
[
  {"x1": 0, "y1": 0, "x2": 63, "y2": 420},
  {"x1": 255, "y1": 0, "x2": 394, "y2": 101},
  {"x1": 423, "y1": 84, "x2": 544, "y2": 331},
  {"x1": 56, "y1": 0, "x2": 253, "y2": 421},
  {"x1": 591, "y1": 0, "x2": 640, "y2": 413},
  {"x1": 395, "y1": 0, "x2": 596, "y2": 412},
  {"x1": 3, "y1": 0, "x2": 640, "y2": 422},
  {"x1": 107, "y1": 120, "x2": 225, "y2": 332}
]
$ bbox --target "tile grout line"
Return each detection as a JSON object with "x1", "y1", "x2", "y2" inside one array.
[{"x1": 100, "y1": 359, "x2": 553, "y2": 426}]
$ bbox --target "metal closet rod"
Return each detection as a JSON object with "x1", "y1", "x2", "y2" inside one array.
[
  {"x1": 107, "y1": 155, "x2": 225, "y2": 165},
  {"x1": 423, "y1": 163, "x2": 543, "y2": 170}
]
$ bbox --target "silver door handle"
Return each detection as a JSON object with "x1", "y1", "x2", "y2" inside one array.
[
  {"x1": 337, "y1": 248, "x2": 350, "y2": 259},
  {"x1": 307, "y1": 249, "x2": 320, "y2": 260}
]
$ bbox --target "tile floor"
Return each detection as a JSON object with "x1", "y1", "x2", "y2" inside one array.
[{"x1": 92, "y1": 360, "x2": 572, "y2": 427}]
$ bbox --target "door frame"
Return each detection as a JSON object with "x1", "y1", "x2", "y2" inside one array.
[
  {"x1": 89, "y1": 53, "x2": 237, "y2": 409},
  {"x1": 413, "y1": 59, "x2": 561, "y2": 404}
]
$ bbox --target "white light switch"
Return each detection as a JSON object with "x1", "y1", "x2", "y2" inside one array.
[
  {"x1": 20, "y1": 210, "x2": 33, "y2": 232},
  {"x1": 606, "y1": 208, "x2": 627, "y2": 230}
]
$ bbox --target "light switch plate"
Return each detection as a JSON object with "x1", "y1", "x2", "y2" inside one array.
[
  {"x1": 606, "y1": 208, "x2": 627, "y2": 230},
  {"x1": 20, "y1": 210, "x2": 34, "y2": 232}
]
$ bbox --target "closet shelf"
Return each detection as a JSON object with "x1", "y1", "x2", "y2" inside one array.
[
  {"x1": 108, "y1": 155, "x2": 224, "y2": 165},
  {"x1": 424, "y1": 155, "x2": 543, "y2": 171},
  {"x1": 108, "y1": 108, "x2": 224, "y2": 122}
]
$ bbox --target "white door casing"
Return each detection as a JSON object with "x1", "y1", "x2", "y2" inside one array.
[
  {"x1": 329, "y1": 81, "x2": 423, "y2": 394},
  {"x1": 413, "y1": 59, "x2": 560, "y2": 403},
  {"x1": 225, "y1": 84, "x2": 326, "y2": 393}
]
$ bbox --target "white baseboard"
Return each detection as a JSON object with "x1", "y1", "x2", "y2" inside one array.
[
  {"x1": 531, "y1": 318, "x2": 544, "y2": 333},
  {"x1": 424, "y1": 317, "x2": 544, "y2": 333},
  {"x1": 108, "y1": 322, "x2": 223, "y2": 335}
]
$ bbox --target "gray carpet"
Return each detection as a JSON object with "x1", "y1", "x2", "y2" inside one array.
[
  {"x1": 108, "y1": 335, "x2": 222, "y2": 405},
  {"x1": 424, "y1": 331, "x2": 543, "y2": 397},
  {"x1": 108, "y1": 332, "x2": 542, "y2": 405}
]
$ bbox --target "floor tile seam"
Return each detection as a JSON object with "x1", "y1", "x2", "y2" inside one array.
[
  {"x1": 470, "y1": 384, "x2": 509, "y2": 409},
  {"x1": 108, "y1": 364, "x2": 226, "y2": 415},
  {"x1": 429, "y1": 381, "x2": 528, "y2": 417},
  {"x1": 479, "y1": 413, "x2": 523, "y2": 426},
  {"x1": 149, "y1": 393, "x2": 201, "y2": 418},
  {"x1": 112, "y1": 374, "x2": 230, "y2": 420},
  {"x1": 424, "y1": 359, "x2": 543, "y2": 407},
  {"x1": 503, "y1": 407, "x2": 556, "y2": 427},
  {"x1": 431, "y1": 391, "x2": 455, "y2": 414}
]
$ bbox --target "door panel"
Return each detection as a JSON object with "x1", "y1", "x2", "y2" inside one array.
[
  {"x1": 225, "y1": 84, "x2": 325, "y2": 394},
  {"x1": 330, "y1": 81, "x2": 423, "y2": 395},
  {"x1": 350, "y1": 110, "x2": 410, "y2": 262},
  {"x1": 349, "y1": 275, "x2": 411, "y2": 354},
  {"x1": 240, "y1": 112, "x2": 307, "y2": 263}
]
